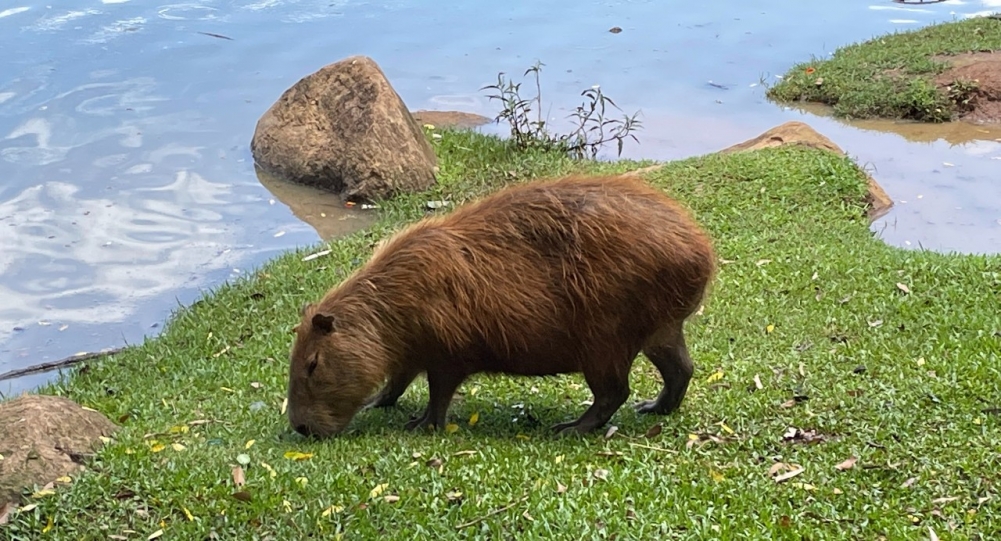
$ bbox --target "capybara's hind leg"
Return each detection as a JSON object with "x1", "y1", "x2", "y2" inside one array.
[
  {"x1": 365, "y1": 365, "x2": 422, "y2": 409},
  {"x1": 635, "y1": 323, "x2": 694, "y2": 415},
  {"x1": 552, "y1": 361, "x2": 631, "y2": 435},
  {"x1": 404, "y1": 368, "x2": 466, "y2": 432}
]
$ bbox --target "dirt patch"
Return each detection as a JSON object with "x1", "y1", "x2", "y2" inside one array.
[
  {"x1": 0, "y1": 394, "x2": 118, "y2": 506},
  {"x1": 933, "y1": 51, "x2": 1001, "y2": 124}
]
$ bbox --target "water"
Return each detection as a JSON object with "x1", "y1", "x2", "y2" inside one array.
[{"x1": 2, "y1": 0, "x2": 999, "y2": 394}]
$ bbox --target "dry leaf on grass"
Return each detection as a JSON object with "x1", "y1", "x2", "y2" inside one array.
[
  {"x1": 232, "y1": 466, "x2": 245, "y2": 487},
  {"x1": 645, "y1": 423, "x2": 663, "y2": 438},
  {"x1": 0, "y1": 502, "x2": 14, "y2": 525},
  {"x1": 283, "y1": 451, "x2": 313, "y2": 461},
  {"x1": 835, "y1": 457, "x2": 857, "y2": 471}
]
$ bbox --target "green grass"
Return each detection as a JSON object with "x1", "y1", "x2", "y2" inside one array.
[
  {"x1": 767, "y1": 17, "x2": 1001, "y2": 122},
  {"x1": 3, "y1": 129, "x2": 1001, "y2": 540}
]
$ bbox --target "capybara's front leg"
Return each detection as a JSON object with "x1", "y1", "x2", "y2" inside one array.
[
  {"x1": 635, "y1": 326, "x2": 694, "y2": 415},
  {"x1": 365, "y1": 365, "x2": 422, "y2": 409},
  {"x1": 404, "y1": 368, "x2": 466, "y2": 432},
  {"x1": 552, "y1": 363, "x2": 631, "y2": 435}
]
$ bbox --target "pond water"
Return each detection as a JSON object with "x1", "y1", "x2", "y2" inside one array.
[{"x1": 2, "y1": 0, "x2": 999, "y2": 394}]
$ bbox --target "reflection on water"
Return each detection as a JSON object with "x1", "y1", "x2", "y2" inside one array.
[
  {"x1": 2, "y1": 0, "x2": 1000, "y2": 393},
  {"x1": 256, "y1": 167, "x2": 379, "y2": 240},
  {"x1": 791, "y1": 102, "x2": 1001, "y2": 146}
]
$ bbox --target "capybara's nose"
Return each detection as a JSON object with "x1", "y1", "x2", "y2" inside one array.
[{"x1": 294, "y1": 424, "x2": 310, "y2": 436}]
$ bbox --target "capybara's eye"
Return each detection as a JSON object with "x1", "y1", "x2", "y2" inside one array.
[{"x1": 307, "y1": 356, "x2": 318, "y2": 376}]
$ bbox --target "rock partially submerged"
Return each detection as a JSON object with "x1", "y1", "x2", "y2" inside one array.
[
  {"x1": 251, "y1": 55, "x2": 438, "y2": 203},
  {"x1": 720, "y1": 121, "x2": 894, "y2": 221},
  {"x1": 0, "y1": 394, "x2": 117, "y2": 507},
  {"x1": 410, "y1": 110, "x2": 493, "y2": 130}
]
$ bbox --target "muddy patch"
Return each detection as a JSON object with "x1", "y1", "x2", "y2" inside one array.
[{"x1": 934, "y1": 51, "x2": 1001, "y2": 124}]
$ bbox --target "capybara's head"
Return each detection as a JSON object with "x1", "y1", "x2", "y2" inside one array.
[{"x1": 286, "y1": 303, "x2": 379, "y2": 438}]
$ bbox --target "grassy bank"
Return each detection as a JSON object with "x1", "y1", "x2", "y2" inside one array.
[
  {"x1": 3, "y1": 129, "x2": 1000, "y2": 540},
  {"x1": 767, "y1": 17, "x2": 1001, "y2": 122}
]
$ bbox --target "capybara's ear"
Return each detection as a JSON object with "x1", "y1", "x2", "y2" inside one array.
[
  {"x1": 311, "y1": 313, "x2": 335, "y2": 334},
  {"x1": 299, "y1": 302, "x2": 312, "y2": 316}
]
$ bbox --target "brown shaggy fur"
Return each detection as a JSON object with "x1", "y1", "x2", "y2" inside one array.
[{"x1": 286, "y1": 174, "x2": 716, "y2": 437}]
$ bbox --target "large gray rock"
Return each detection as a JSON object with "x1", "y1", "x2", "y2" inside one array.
[
  {"x1": 251, "y1": 55, "x2": 438, "y2": 203},
  {"x1": 0, "y1": 394, "x2": 117, "y2": 506}
]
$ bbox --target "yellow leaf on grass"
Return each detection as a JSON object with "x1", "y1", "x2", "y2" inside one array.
[
  {"x1": 150, "y1": 443, "x2": 166, "y2": 453},
  {"x1": 168, "y1": 425, "x2": 189, "y2": 434},
  {"x1": 31, "y1": 490, "x2": 56, "y2": 499},
  {"x1": 283, "y1": 500, "x2": 292, "y2": 513},
  {"x1": 245, "y1": 439, "x2": 256, "y2": 449},
  {"x1": 281, "y1": 398, "x2": 288, "y2": 415},
  {"x1": 710, "y1": 470, "x2": 724, "y2": 482},
  {"x1": 555, "y1": 455, "x2": 564, "y2": 464},
  {"x1": 55, "y1": 476, "x2": 72, "y2": 484},
  {"x1": 261, "y1": 462, "x2": 277, "y2": 478},
  {"x1": 283, "y1": 451, "x2": 314, "y2": 461},
  {"x1": 148, "y1": 529, "x2": 164, "y2": 540},
  {"x1": 41, "y1": 516, "x2": 54, "y2": 533},
  {"x1": 706, "y1": 371, "x2": 724, "y2": 383},
  {"x1": 296, "y1": 477, "x2": 308, "y2": 488},
  {"x1": 766, "y1": 324, "x2": 775, "y2": 334},
  {"x1": 688, "y1": 434, "x2": 700, "y2": 441},
  {"x1": 99, "y1": 436, "x2": 112, "y2": 444},
  {"x1": 468, "y1": 412, "x2": 479, "y2": 426},
  {"x1": 445, "y1": 423, "x2": 459, "y2": 434},
  {"x1": 322, "y1": 505, "x2": 345, "y2": 517},
  {"x1": 718, "y1": 422, "x2": 734, "y2": 435},
  {"x1": 182, "y1": 507, "x2": 194, "y2": 521},
  {"x1": 370, "y1": 483, "x2": 389, "y2": 499},
  {"x1": 516, "y1": 433, "x2": 530, "y2": 440},
  {"x1": 171, "y1": 443, "x2": 186, "y2": 452}
]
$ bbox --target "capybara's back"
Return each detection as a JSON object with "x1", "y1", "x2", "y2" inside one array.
[{"x1": 287, "y1": 174, "x2": 716, "y2": 437}]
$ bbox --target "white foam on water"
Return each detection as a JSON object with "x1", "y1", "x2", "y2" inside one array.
[
  {"x1": 82, "y1": 16, "x2": 147, "y2": 44},
  {"x1": 889, "y1": 19, "x2": 920, "y2": 24},
  {"x1": 30, "y1": 9, "x2": 101, "y2": 31},
  {"x1": 0, "y1": 7, "x2": 30, "y2": 19},
  {"x1": 868, "y1": 5, "x2": 934, "y2": 13},
  {"x1": 0, "y1": 92, "x2": 16, "y2": 104}
]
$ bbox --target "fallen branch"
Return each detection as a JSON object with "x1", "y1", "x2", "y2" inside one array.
[
  {"x1": 0, "y1": 347, "x2": 126, "y2": 382},
  {"x1": 455, "y1": 493, "x2": 530, "y2": 530}
]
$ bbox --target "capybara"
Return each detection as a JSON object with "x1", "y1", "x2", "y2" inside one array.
[{"x1": 286, "y1": 174, "x2": 716, "y2": 437}]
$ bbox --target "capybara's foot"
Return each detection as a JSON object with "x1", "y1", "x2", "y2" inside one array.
[
  {"x1": 634, "y1": 397, "x2": 680, "y2": 415},
  {"x1": 404, "y1": 410, "x2": 445, "y2": 432},
  {"x1": 550, "y1": 420, "x2": 588, "y2": 436}
]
